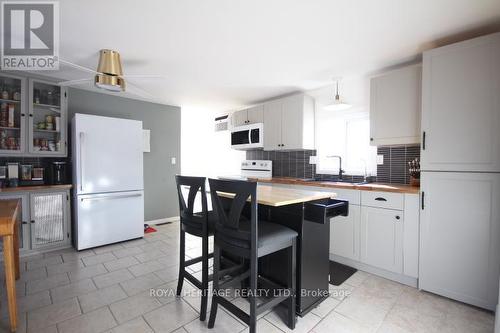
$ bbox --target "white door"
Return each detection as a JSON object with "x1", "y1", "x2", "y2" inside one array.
[
  {"x1": 232, "y1": 110, "x2": 248, "y2": 127},
  {"x1": 73, "y1": 114, "x2": 144, "y2": 194},
  {"x1": 263, "y1": 100, "x2": 282, "y2": 150},
  {"x1": 370, "y1": 65, "x2": 421, "y2": 146},
  {"x1": 281, "y1": 95, "x2": 303, "y2": 150},
  {"x1": 421, "y1": 33, "x2": 500, "y2": 172},
  {"x1": 419, "y1": 172, "x2": 500, "y2": 310},
  {"x1": 76, "y1": 190, "x2": 144, "y2": 250},
  {"x1": 330, "y1": 204, "x2": 360, "y2": 260},
  {"x1": 247, "y1": 105, "x2": 264, "y2": 124},
  {"x1": 360, "y1": 206, "x2": 403, "y2": 274}
]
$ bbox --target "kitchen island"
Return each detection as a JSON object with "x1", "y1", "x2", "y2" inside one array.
[{"x1": 219, "y1": 184, "x2": 348, "y2": 316}]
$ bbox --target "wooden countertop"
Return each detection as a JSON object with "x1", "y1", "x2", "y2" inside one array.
[
  {"x1": 0, "y1": 184, "x2": 73, "y2": 193},
  {"x1": 0, "y1": 199, "x2": 20, "y2": 235},
  {"x1": 218, "y1": 184, "x2": 336, "y2": 207},
  {"x1": 251, "y1": 177, "x2": 420, "y2": 194}
]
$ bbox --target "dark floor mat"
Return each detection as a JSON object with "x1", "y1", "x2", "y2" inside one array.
[{"x1": 329, "y1": 261, "x2": 357, "y2": 286}]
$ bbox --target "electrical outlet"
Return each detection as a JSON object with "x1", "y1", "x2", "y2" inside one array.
[
  {"x1": 309, "y1": 156, "x2": 318, "y2": 164},
  {"x1": 377, "y1": 154, "x2": 384, "y2": 165},
  {"x1": 171, "y1": 157, "x2": 176, "y2": 165}
]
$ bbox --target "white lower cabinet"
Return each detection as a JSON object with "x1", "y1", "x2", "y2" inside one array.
[
  {"x1": 360, "y1": 206, "x2": 404, "y2": 274},
  {"x1": 0, "y1": 189, "x2": 71, "y2": 255},
  {"x1": 330, "y1": 204, "x2": 360, "y2": 261}
]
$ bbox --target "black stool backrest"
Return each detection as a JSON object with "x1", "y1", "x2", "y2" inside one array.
[
  {"x1": 175, "y1": 175, "x2": 209, "y2": 234},
  {"x1": 208, "y1": 178, "x2": 257, "y2": 255}
]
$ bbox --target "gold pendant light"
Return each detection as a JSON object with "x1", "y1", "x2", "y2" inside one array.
[{"x1": 94, "y1": 49, "x2": 126, "y2": 92}]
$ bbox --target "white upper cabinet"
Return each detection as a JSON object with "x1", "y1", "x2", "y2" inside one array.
[
  {"x1": 232, "y1": 105, "x2": 264, "y2": 127},
  {"x1": 421, "y1": 32, "x2": 500, "y2": 172},
  {"x1": 263, "y1": 93, "x2": 315, "y2": 151},
  {"x1": 370, "y1": 64, "x2": 422, "y2": 146}
]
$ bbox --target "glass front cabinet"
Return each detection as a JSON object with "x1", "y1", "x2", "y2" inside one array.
[{"x1": 0, "y1": 74, "x2": 67, "y2": 157}]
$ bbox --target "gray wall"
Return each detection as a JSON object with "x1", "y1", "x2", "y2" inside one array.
[{"x1": 67, "y1": 88, "x2": 181, "y2": 221}]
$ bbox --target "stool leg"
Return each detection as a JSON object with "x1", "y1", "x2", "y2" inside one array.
[
  {"x1": 4, "y1": 235, "x2": 17, "y2": 332},
  {"x1": 199, "y1": 234, "x2": 209, "y2": 321},
  {"x1": 176, "y1": 230, "x2": 186, "y2": 297},
  {"x1": 248, "y1": 252, "x2": 257, "y2": 333},
  {"x1": 287, "y1": 238, "x2": 297, "y2": 330},
  {"x1": 208, "y1": 245, "x2": 220, "y2": 329}
]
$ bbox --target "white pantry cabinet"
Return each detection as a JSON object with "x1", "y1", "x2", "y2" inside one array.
[
  {"x1": 419, "y1": 171, "x2": 500, "y2": 310},
  {"x1": 370, "y1": 64, "x2": 422, "y2": 146},
  {"x1": 360, "y1": 206, "x2": 404, "y2": 274},
  {"x1": 232, "y1": 105, "x2": 264, "y2": 127},
  {"x1": 421, "y1": 32, "x2": 500, "y2": 172},
  {"x1": 263, "y1": 94, "x2": 315, "y2": 151}
]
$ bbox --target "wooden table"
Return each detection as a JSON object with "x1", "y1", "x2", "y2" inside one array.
[{"x1": 0, "y1": 199, "x2": 21, "y2": 332}]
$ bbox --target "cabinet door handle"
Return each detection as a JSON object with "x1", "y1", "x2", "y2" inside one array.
[
  {"x1": 22, "y1": 221, "x2": 28, "y2": 225},
  {"x1": 422, "y1": 131, "x2": 426, "y2": 150},
  {"x1": 30, "y1": 220, "x2": 35, "y2": 224},
  {"x1": 395, "y1": 215, "x2": 401, "y2": 220},
  {"x1": 374, "y1": 197, "x2": 387, "y2": 201},
  {"x1": 421, "y1": 191, "x2": 425, "y2": 210}
]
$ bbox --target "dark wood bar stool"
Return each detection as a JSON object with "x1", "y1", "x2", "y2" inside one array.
[
  {"x1": 175, "y1": 175, "x2": 214, "y2": 321},
  {"x1": 207, "y1": 179, "x2": 297, "y2": 333}
]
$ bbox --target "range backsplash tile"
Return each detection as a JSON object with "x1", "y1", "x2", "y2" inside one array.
[
  {"x1": 247, "y1": 144, "x2": 420, "y2": 185},
  {"x1": 376, "y1": 145, "x2": 420, "y2": 184}
]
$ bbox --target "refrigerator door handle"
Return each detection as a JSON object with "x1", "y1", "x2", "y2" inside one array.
[
  {"x1": 80, "y1": 193, "x2": 142, "y2": 202},
  {"x1": 79, "y1": 132, "x2": 85, "y2": 192}
]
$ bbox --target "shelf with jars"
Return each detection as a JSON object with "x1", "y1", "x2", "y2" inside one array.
[
  {"x1": 28, "y1": 79, "x2": 66, "y2": 156},
  {"x1": 0, "y1": 74, "x2": 25, "y2": 153},
  {"x1": 0, "y1": 74, "x2": 66, "y2": 157}
]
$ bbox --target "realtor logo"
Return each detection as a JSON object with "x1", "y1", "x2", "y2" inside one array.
[{"x1": 0, "y1": 1, "x2": 59, "y2": 70}]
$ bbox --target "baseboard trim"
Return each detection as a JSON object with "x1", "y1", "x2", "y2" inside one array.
[
  {"x1": 330, "y1": 253, "x2": 418, "y2": 288},
  {"x1": 146, "y1": 216, "x2": 179, "y2": 225}
]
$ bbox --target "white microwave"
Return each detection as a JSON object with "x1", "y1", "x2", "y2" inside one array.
[{"x1": 231, "y1": 123, "x2": 264, "y2": 150}]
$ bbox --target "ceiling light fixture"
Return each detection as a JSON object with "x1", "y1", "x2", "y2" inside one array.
[
  {"x1": 94, "y1": 49, "x2": 126, "y2": 92},
  {"x1": 324, "y1": 79, "x2": 351, "y2": 111}
]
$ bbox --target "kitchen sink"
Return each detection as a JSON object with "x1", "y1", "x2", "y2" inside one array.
[{"x1": 300, "y1": 178, "x2": 371, "y2": 185}]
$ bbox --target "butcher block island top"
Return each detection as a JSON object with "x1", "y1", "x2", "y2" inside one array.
[{"x1": 217, "y1": 184, "x2": 336, "y2": 207}]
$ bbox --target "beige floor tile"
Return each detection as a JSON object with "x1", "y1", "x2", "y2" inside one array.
[
  {"x1": 153, "y1": 281, "x2": 180, "y2": 305},
  {"x1": 121, "y1": 238, "x2": 148, "y2": 248},
  {"x1": 57, "y1": 307, "x2": 117, "y2": 333},
  {"x1": 128, "y1": 260, "x2": 164, "y2": 277},
  {"x1": 26, "y1": 272, "x2": 69, "y2": 295},
  {"x1": 78, "y1": 284, "x2": 128, "y2": 313},
  {"x1": 311, "y1": 296, "x2": 341, "y2": 318},
  {"x1": 19, "y1": 266, "x2": 47, "y2": 282},
  {"x1": 185, "y1": 308, "x2": 246, "y2": 333},
  {"x1": 111, "y1": 316, "x2": 153, "y2": 333},
  {"x1": 144, "y1": 299, "x2": 198, "y2": 332},
  {"x1": 93, "y1": 243, "x2": 125, "y2": 255},
  {"x1": 27, "y1": 297, "x2": 81, "y2": 330},
  {"x1": 134, "y1": 249, "x2": 167, "y2": 263},
  {"x1": 312, "y1": 311, "x2": 375, "y2": 333},
  {"x1": 50, "y1": 278, "x2": 97, "y2": 303},
  {"x1": 109, "y1": 292, "x2": 162, "y2": 324},
  {"x1": 112, "y1": 247, "x2": 143, "y2": 259},
  {"x1": 0, "y1": 312, "x2": 27, "y2": 333},
  {"x1": 104, "y1": 256, "x2": 140, "y2": 272},
  {"x1": 68, "y1": 263, "x2": 107, "y2": 282},
  {"x1": 82, "y1": 252, "x2": 117, "y2": 266},
  {"x1": 140, "y1": 241, "x2": 169, "y2": 253},
  {"x1": 154, "y1": 265, "x2": 179, "y2": 283},
  {"x1": 119, "y1": 273, "x2": 164, "y2": 297},
  {"x1": 61, "y1": 250, "x2": 95, "y2": 263},
  {"x1": 241, "y1": 319, "x2": 284, "y2": 333},
  {"x1": 1, "y1": 290, "x2": 51, "y2": 316},
  {"x1": 92, "y1": 268, "x2": 134, "y2": 289},
  {"x1": 343, "y1": 271, "x2": 371, "y2": 287},
  {"x1": 46, "y1": 260, "x2": 84, "y2": 276},
  {"x1": 26, "y1": 256, "x2": 63, "y2": 270},
  {"x1": 265, "y1": 306, "x2": 321, "y2": 333},
  {"x1": 329, "y1": 283, "x2": 354, "y2": 301},
  {"x1": 156, "y1": 255, "x2": 180, "y2": 268}
]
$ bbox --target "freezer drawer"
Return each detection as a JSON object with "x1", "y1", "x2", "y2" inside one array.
[{"x1": 76, "y1": 191, "x2": 144, "y2": 250}]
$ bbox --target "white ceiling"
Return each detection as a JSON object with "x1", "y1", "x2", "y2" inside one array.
[{"x1": 34, "y1": 0, "x2": 500, "y2": 111}]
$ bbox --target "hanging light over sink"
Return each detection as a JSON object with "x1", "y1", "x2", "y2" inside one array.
[{"x1": 324, "y1": 79, "x2": 352, "y2": 111}]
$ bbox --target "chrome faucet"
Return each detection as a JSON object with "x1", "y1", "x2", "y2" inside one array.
[{"x1": 326, "y1": 155, "x2": 345, "y2": 180}]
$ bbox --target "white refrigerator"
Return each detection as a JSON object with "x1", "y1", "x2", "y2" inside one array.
[{"x1": 72, "y1": 114, "x2": 145, "y2": 250}]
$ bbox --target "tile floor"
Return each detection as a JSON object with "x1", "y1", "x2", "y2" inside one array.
[{"x1": 0, "y1": 222, "x2": 495, "y2": 333}]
